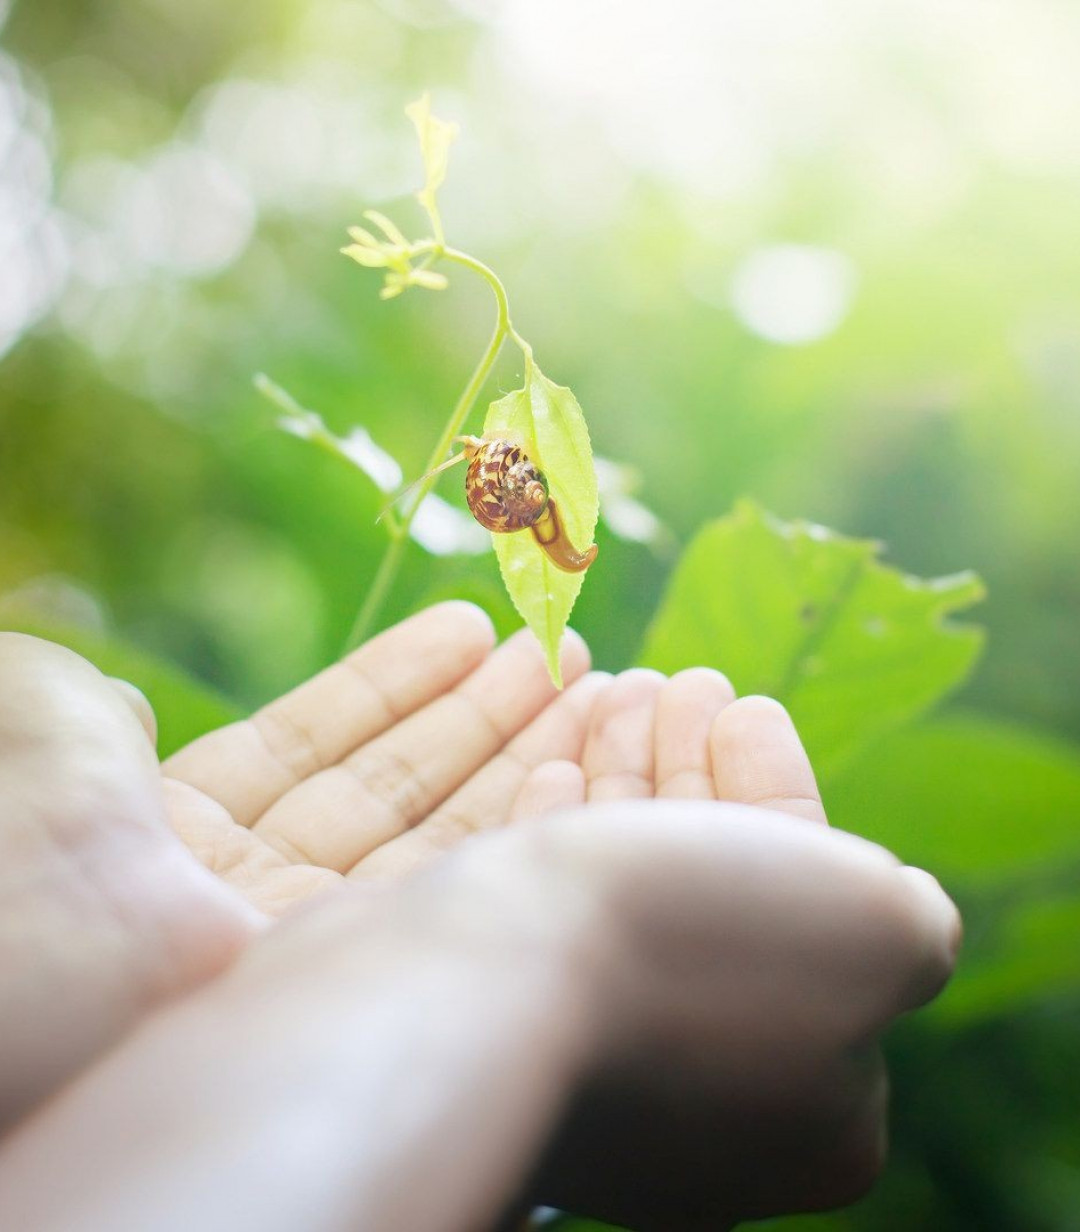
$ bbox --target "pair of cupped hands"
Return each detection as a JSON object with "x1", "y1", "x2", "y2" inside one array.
[{"x1": 0, "y1": 603, "x2": 960, "y2": 1232}]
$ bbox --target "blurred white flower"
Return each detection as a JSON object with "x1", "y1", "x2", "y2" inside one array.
[
  {"x1": 729, "y1": 244, "x2": 856, "y2": 346},
  {"x1": 338, "y1": 427, "x2": 404, "y2": 493},
  {"x1": 594, "y1": 456, "x2": 671, "y2": 551},
  {"x1": 410, "y1": 493, "x2": 491, "y2": 555},
  {"x1": 261, "y1": 376, "x2": 406, "y2": 496}
]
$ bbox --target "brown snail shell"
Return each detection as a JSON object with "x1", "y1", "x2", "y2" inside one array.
[
  {"x1": 464, "y1": 440, "x2": 549, "y2": 532},
  {"x1": 461, "y1": 437, "x2": 598, "y2": 574}
]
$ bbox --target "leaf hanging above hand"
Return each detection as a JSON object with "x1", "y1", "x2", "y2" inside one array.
[{"x1": 484, "y1": 359, "x2": 599, "y2": 687}]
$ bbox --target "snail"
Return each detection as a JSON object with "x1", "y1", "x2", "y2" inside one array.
[{"x1": 386, "y1": 435, "x2": 597, "y2": 574}]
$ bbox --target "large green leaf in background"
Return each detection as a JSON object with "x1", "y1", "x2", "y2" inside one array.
[
  {"x1": 828, "y1": 714, "x2": 1080, "y2": 1027},
  {"x1": 0, "y1": 618, "x2": 241, "y2": 759},
  {"x1": 638, "y1": 501, "x2": 985, "y2": 779},
  {"x1": 930, "y1": 894, "x2": 1080, "y2": 1028},
  {"x1": 485, "y1": 359, "x2": 599, "y2": 687},
  {"x1": 828, "y1": 713, "x2": 1080, "y2": 884}
]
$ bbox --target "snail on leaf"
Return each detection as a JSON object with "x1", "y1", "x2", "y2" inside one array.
[{"x1": 384, "y1": 435, "x2": 598, "y2": 574}]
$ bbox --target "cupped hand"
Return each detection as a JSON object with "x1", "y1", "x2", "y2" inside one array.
[
  {"x1": 0, "y1": 758, "x2": 960, "y2": 1232},
  {"x1": 0, "y1": 623, "x2": 961, "y2": 1232},
  {"x1": 0, "y1": 608, "x2": 601, "y2": 1122},
  {"x1": 163, "y1": 602, "x2": 606, "y2": 913},
  {"x1": 0, "y1": 634, "x2": 254, "y2": 1129},
  {"x1": 513, "y1": 665, "x2": 827, "y2": 823},
  {"x1": 519, "y1": 800, "x2": 959, "y2": 1231},
  {"x1": 505, "y1": 668, "x2": 954, "y2": 1229}
]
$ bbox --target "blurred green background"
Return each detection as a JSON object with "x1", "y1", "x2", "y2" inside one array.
[{"x1": 2, "y1": 0, "x2": 1080, "y2": 1226}]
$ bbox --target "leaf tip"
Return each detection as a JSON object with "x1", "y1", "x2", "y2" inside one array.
[{"x1": 545, "y1": 639, "x2": 564, "y2": 690}]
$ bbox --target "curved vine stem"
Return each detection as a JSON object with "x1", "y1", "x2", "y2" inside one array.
[{"x1": 343, "y1": 246, "x2": 525, "y2": 652}]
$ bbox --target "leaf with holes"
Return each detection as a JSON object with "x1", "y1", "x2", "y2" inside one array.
[
  {"x1": 484, "y1": 358, "x2": 599, "y2": 687},
  {"x1": 638, "y1": 500, "x2": 985, "y2": 778}
]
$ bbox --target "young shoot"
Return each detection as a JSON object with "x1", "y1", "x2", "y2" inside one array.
[{"x1": 266, "y1": 94, "x2": 599, "y2": 687}]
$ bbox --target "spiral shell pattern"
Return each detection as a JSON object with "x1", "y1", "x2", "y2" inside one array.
[{"x1": 465, "y1": 440, "x2": 550, "y2": 532}]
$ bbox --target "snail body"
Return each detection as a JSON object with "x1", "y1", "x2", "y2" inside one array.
[{"x1": 460, "y1": 436, "x2": 597, "y2": 574}]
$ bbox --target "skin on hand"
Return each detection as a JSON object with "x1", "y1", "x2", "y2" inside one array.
[
  {"x1": 0, "y1": 796, "x2": 958, "y2": 1232},
  {"x1": 0, "y1": 605, "x2": 600, "y2": 1127},
  {"x1": 0, "y1": 634, "x2": 257, "y2": 1130},
  {"x1": 512, "y1": 666, "x2": 827, "y2": 821},
  {"x1": 0, "y1": 614, "x2": 960, "y2": 1231},
  {"x1": 163, "y1": 601, "x2": 605, "y2": 911},
  {"x1": 507, "y1": 673, "x2": 957, "y2": 1227},
  {"x1": 521, "y1": 807, "x2": 958, "y2": 1229}
]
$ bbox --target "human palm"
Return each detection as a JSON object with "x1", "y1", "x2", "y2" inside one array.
[
  {"x1": 162, "y1": 602, "x2": 602, "y2": 914},
  {"x1": 0, "y1": 605, "x2": 826, "y2": 1132},
  {"x1": 0, "y1": 615, "x2": 957, "y2": 1232},
  {"x1": 0, "y1": 608, "x2": 602, "y2": 1123},
  {"x1": 163, "y1": 605, "x2": 827, "y2": 918}
]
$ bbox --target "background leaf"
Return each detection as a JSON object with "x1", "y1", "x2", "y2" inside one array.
[
  {"x1": 484, "y1": 359, "x2": 599, "y2": 685},
  {"x1": 827, "y1": 714, "x2": 1080, "y2": 1027},
  {"x1": 826, "y1": 713, "x2": 1080, "y2": 882},
  {"x1": 930, "y1": 895, "x2": 1080, "y2": 1028},
  {"x1": 638, "y1": 501, "x2": 985, "y2": 778}
]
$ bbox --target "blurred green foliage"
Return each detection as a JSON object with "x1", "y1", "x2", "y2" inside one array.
[{"x1": 2, "y1": 0, "x2": 1080, "y2": 1226}]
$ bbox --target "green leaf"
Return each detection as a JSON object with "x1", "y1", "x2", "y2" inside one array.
[
  {"x1": 0, "y1": 618, "x2": 240, "y2": 758},
  {"x1": 405, "y1": 92, "x2": 458, "y2": 242},
  {"x1": 638, "y1": 500, "x2": 985, "y2": 778},
  {"x1": 255, "y1": 374, "x2": 404, "y2": 506},
  {"x1": 827, "y1": 714, "x2": 1080, "y2": 884},
  {"x1": 484, "y1": 358, "x2": 599, "y2": 686},
  {"x1": 929, "y1": 894, "x2": 1080, "y2": 1028}
]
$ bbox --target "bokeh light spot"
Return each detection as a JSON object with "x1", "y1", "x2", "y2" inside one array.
[{"x1": 730, "y1": 244, "x2": 856, "y2": 346}]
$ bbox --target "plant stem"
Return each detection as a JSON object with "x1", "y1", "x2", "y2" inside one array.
[
  {"x1": 342, "y1": 245, "x2": 519, "y2": 652},
  {"x1": 347, "y1": 531, "x2": 408, "y2": 653}
]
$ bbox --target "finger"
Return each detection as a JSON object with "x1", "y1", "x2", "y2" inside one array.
[
  {"x1": 107, "y1": 678, "x2": 158, "y2": 747},
  {"x1": 511, "y1": 761, "x2": 587, "y2": 822},
  {"x1": 709, "y1": 696, "x2": 827, "y2": 824},
  {"x1": 583, "y1": 669, "x2": 665, "y2": 802},
  {"x1": 163, "y1": 602, "x2": 495, "y2": 827},
  {"x1": 349, "y1": 673, "x2": 606, "y2": 879},
  {"x1": 893, "y1": 866, "x2": 963, "y2": 1012},
  {"x1": 0, "y1": 637, "x2": 256, "y2": 1128},
  {"x1": 164, "y1": 780, "x2": 343, "y2": 918},
  {"x1": 255, "y1": 629, "x2": 591, "y2": 872},
  {"x1": 654, "y1": 668, "x2": 736, "y2": 800}
]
